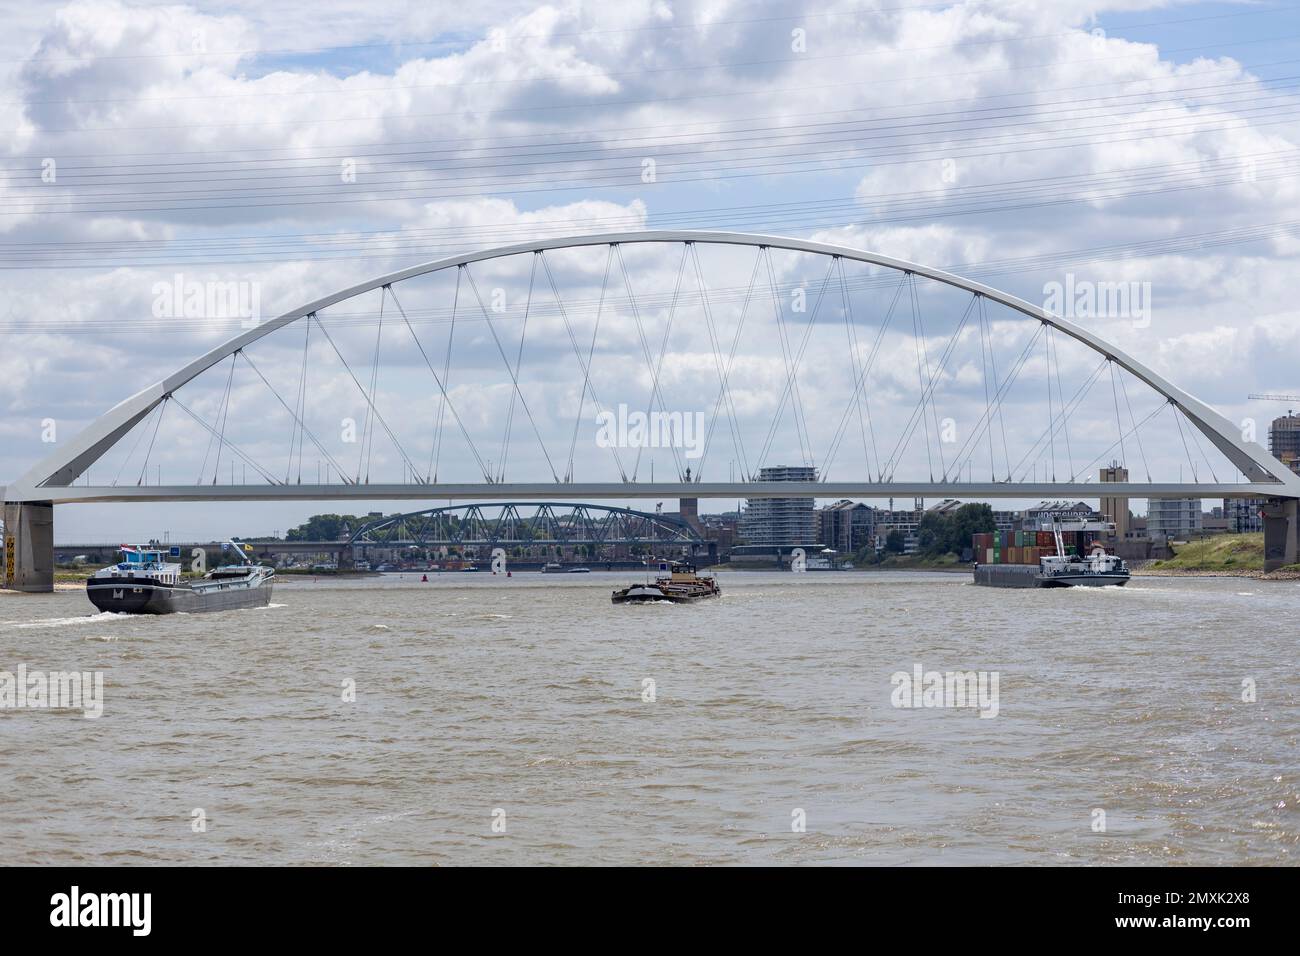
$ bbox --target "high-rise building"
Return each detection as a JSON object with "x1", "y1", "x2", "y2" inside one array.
[
  {"x1": 1099, "y1": 461, "x2": 1130, "y2": 537},
  {"x1": 739, "y1": 465, "x2": 818, "y2": 546},
  {"x1": 1268, "y1": 413, "x2": 1300, "y2": 475},
  {"x1": 1147, "y1": 498, "x2": 1202, "y2": 538}
]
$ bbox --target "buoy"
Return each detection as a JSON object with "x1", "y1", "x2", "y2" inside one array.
[
  {"x1": 421, "y1": 573, "x2": 429, "y2": 582},
  {"x1": 507, "y1": 571, "x2": 512, "y2": 577}
]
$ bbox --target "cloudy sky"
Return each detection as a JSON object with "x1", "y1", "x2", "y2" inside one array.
[{"x1": 0, "y1": 0, "x2": 1297, "y2": 542}]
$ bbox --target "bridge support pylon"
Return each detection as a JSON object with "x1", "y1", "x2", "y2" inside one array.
[
  {"x1": 1262, "y1": 498, "x2": 1299, "y2": 572},
  {"x1": 1, "y1": 501, "x2": 54, "y2": 593}
]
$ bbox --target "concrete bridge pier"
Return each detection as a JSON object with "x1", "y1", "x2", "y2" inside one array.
[
  {"x1": 1262, "y1": 498, "x2": 1298, "y2": 572},
  {"x1": 1, "y1": 501, "x2": 54, "y2": 593}
]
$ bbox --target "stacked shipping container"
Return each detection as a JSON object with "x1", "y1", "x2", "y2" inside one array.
[{"x1": 971, "y1": 529, "x2": 1099, "y2": 565}]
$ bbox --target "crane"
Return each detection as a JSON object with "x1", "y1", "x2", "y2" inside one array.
[{"x1": 1248, "y1": 393, "x2": 1300, "y2": 403}]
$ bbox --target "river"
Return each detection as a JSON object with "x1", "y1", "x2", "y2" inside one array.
[{"x1": 1, "y1": 570, "x2": 1295, "y2": 865}]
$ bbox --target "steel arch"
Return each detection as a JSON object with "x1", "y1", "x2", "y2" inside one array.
[
  {"x1": 348, "y1": 502, "x2": 703, "y2": 548},
  {"x1": 8, "y1": 229, "x2": 1297, "y2": 500}
]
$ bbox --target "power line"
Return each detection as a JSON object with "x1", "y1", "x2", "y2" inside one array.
[
  {"x1": 3, "y1": 154, "x2": 1295, "y2": 270},
  {"x1": 5, "y1": 105, "x2": 1296, "y2": 219},
  {"x1": 8, "y1": 75, "x2": 1296, "y2": 187},
  {"x1": 0, "y1": 212, "x2": 1294, "y2": 322},
  {"x1": 13, "y1": 55, "x2": 1299, "y2": 158}
]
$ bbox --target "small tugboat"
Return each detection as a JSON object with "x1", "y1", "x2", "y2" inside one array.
[
  {"x1": 612, "y1": 561, "x2": 720, "y2": 604},
  {"x1": 86, "y1": 540, "x2": 274, "y2": 614}
]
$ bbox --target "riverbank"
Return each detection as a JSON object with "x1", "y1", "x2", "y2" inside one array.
[
  {"x1": 1133, "y1": 564, "x2": 1300, "y2": 580},
  {"x1": 1128, "y1": 532, "x2": 1300, "y2": 578}
]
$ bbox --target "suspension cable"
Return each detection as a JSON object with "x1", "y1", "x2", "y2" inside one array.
[
  {"x1": 821, "y1": 273, "x2": 906, "y2": 480},
  {"x1": 238, "y1": 347, "x2": 352, "y2": 482},
  {"x1": 387, "y1": 282, "x2": 491, "y2": 482},
  {"x1": 497, "y1": 252, "x2": 539, "y2": 482},
  {"x1": 692, "y1": 242, "x2": 752, "y2": 480},
  {"x1": 429, "y1": 266, "x2": 460, "y2": 482},
  {"x1": 311, "y1": 310, "x2": 425, "y2": 481},
  {"x1": 542, "y1": 247, "x2": 628, "y2": 482},
  {"x1": 461, "y1": 263, "x2": 561, "y2": 482}
]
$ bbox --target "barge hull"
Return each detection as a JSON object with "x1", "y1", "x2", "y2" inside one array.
[
  {"x1": 972, "y1": 565, "x2": 1131, "y2": 588},
  {"x1": 973, "y1": 564, "x2": 1043, "y2": 588},
  {"x1": 87, "y1": 578, "x2": 273, "y2": 614}
]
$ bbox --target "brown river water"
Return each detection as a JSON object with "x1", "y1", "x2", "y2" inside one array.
[{"x1": 1, "y1": 570, "x2": 1296, "y2": 865}]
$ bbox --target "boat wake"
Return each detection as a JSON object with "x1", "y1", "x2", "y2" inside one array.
[{"x1": 8, "y1": 612, "x2": 134, "y2": 629}]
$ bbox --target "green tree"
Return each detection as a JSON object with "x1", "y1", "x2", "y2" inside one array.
[
  {"x1": 286, "y1": 513, "x2": 367, "y2": 541},
  {"x1": 950, "y1": 503, "x2": 996, "y2": 554},
  {"x1": 915, "y1": 503, "x2": 996, "y2": 555},
  {"x1": 917, "y1": 512, "x2": 948, "y2": 554},
  {"x1": 885, "y1": 529, "x2": 905, "y2": 554}
]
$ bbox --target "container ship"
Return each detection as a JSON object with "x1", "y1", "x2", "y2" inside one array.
[
  {"x1": 86, "y1": 541, "x2": 274, "y2": 613},
  {"x1": 972, "y1": 521, "x2": 1129, "y2": 588}
]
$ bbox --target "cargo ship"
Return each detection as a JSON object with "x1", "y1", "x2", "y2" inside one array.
[
  {"x1": 86, "y1": 541, "x2": 274, "y2": 613},
  {"x1": 612, "y1": 561, "x2": 720, "y2": 603},
  {"x1": 972, "y1": 522, "x2": 1129, "y2": 588}
]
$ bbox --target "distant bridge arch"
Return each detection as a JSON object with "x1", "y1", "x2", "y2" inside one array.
[{"x1": 348, "y1": 501, "x2": 704, "y2": 548}]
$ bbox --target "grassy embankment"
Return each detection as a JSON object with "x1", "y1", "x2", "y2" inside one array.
[
  {"x1": 1139, "y1": 533, "x2": 1300, "y2": 576},
  {"x1": 1143, "y1": 534, "x2": 1263, "y2": 572}
]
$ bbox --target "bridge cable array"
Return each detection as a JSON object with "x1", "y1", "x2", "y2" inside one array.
[{"x1": 693, "y1": 242, "x2": 753, "y2": 481}]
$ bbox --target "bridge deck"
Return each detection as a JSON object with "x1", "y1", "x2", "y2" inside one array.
[{"x1": 5, "y1": 481, "x2": 1289, "y2": 504}]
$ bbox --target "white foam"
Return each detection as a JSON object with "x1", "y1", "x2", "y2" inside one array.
[{"x1": 8, "y1": 612, "x2": 133, "y2": 629}]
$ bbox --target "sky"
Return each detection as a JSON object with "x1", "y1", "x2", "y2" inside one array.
[{"x1": 0, "y1": 0, "x2": 1297, "y2": 542}]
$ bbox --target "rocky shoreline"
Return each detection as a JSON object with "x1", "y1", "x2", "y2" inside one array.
[{"x1": 1131, "y1": 565, "x2": 1300, "y2": 580}]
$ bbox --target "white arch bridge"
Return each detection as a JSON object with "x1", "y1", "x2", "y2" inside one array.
[{"x1": 4, "y1": 230, "x2": 1299, "y2": 589}]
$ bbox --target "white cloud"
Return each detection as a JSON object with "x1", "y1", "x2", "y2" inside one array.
[{"x1": 2, "y1": 0, "x2": 1298, "y2": 537}]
